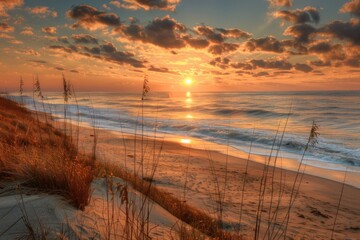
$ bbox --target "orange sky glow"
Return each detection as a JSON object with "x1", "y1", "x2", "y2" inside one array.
[{"x1": 0, "y1": 0, "x2": 359, "y2": 92}]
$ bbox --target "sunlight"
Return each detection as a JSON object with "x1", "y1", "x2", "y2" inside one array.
[
  {"x1": 186, "y1": 91, "x2": 191, "y2": 97},
  {"x1": 185, "y1": 78, "x2": 193, "y2": 85},
  {"x1": 180, "y1": 138, "x2": 192, "y2": 144},
  {"x1": 186, "y1": 114, "x2": 193, "y2": 119}
]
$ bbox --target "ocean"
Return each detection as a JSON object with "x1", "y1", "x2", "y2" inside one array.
[{"x1": 11, "y1": 91, "x2": 360, "y2": 175}]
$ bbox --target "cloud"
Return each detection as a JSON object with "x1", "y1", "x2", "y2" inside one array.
[
  {"x1": 308, "y1": 41, "x2": 346, "y2": 61},
  {"x1": 42, "y1": 27, "x2": 57, "y2": 35},
  {"x1": 253, "y1": 71, "x2": 270, "y2": 77},
  {"x1": 345, "y1": 57, "x2": 359, "y2": 67},
  {"x1": 15, "y1": 49, "x2": 40, "y2": 56},
  {"x1": 148, "y1": 65, "x2": 179, "y2": 74},
  {"x1": 20, "y1": 26, "x2": 34, "y2": 35},
  {"x1": 28, "y1": 60, "x2": 48, "y2": 64},
  {"x1": 182, "y1": 35, "x2": 209, "y2": 49},
  {"x1": 294, "y1": 63, "x2": 313, "y2": 72},
  {"x1": 110, "y1": 0, "x2": 181, "y2": 11},
  {"x1": 340, "y1": 0, "x2": 360, "y2": 17},
  {"x1": 318, "y1": 19, "x2": 360, "y2": 45},
  {"x1": 49, "y1": 41, "x2": 145, "y2": 68},
  {"x1": 9, "y1": 39, "x2": 23, "y2": 44},
  {"x1": 67, "y1": 5, "x2": 120, "y2": 30},
  {"x1": 244, "y1": 36, "x2": 287, "y2": 53},
  {"x1": 0, "y1": 33, "x2": 13, "y2": 39},
  {"x1": 0, "y1": 0, "x2": 24, "y2": 17},
  {"x1": 311, "y1": 60, "x2": 331, "y2": 67},
  {"x1": 250, "y1": 59, "x2": 293, "y2": 70},
  {"x1": 72, "y1": 34, "x2": 98, "y2": 44},
  {"x1": 49, "y1": 45, "x2": 77, "y2": 54},
  {"x1": 284, "y1": 23, "x2": 317, "y2": 43},
  {"x1": 268, "y1": 0, "x2": 292, "y2": 7},
  {"x1": 194, "y1": 25, "x2": 250, "y2": 43},
  {"x1": 273, "y1": 7, "x2": 320, "y2": 24},
  {"x1": 118, "y1": 15, "x2": 186, "y2": 48},
  {"x1": 208, "y1": 43, "x2": 238, "y2": 55},
  {"x1": 58, "y1": 36, "x2": 69, "y2": 44},
  {"x1": 0, "y1": 22, "x2": 14, "y2": 32},
  {"x1": 54, "y1": 67, "x2": 65, "y2": 71},
  {"x1": 209, "y1": 57, "x2": 230, "y2": 69},
  {"x1": 28, "y1": 6, "x2": 58, "y2": 18}
]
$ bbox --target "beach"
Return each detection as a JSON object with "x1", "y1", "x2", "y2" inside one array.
[
  {"x1": 69, "y1": 121, "x2": 360, "y2": 239},
  {"x1": 1, "y1": 94, "x2": 360, "y2": 239}
]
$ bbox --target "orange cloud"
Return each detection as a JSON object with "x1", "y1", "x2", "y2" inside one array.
[
  {"x1": 0, "y1": 0, "x2": 24, "y2": 17},
  {"x1": 28, "y1": 6, "x2": 58, "y2": 18}
]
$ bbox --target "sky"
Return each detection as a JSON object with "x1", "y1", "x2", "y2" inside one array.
[{"x1": 0, "y1": 0, "x2": 359, "y2": 92}]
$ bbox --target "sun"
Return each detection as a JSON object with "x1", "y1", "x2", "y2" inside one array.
[{"x1": 185, "y1": 78, "x2": 193, "y2": 85}]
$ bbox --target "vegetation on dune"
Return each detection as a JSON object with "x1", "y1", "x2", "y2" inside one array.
[{"x1": 0, "y1": 97, "x2": 94, "y2": 210}]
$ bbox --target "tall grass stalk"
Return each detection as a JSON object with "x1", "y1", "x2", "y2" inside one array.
[
  {"x1": 275, "y1": 121, "x2": 319, "y2": 239},
  {"x1": 19, "y1": 76, "x2": 24, "y2": 104},
  {"x1": 238, "y1": 126, "x2": 255, "y2": 236},
  {"x1": 330, "y1": 168, "x2": 348, "y2": 240}
]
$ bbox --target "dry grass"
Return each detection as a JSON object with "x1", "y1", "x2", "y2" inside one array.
[
  {"x1": 100, "y1": 163, "x2": 238, "y2": 240},
  {"x1": 0, "y1": 96, "x2": 94, "y2": 210}
]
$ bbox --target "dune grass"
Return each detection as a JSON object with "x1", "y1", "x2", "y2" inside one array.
[{"x1": 0, "y1": 96, "x2": 94, "y2": 210}]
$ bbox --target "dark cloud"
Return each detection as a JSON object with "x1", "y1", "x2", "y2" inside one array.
[
  {"x1": 110, "y1": 0, "x2": 180, "y2": 11},
  {"x1": 100, "y1": 42, "x2": 117, "y2": 53},
  {"x1": 72, "y1": 34, "x2": 98, "y2": 44},
  {"x1": 231, "y1": 62, "x2": 253, "y2": 70},
  {"x1": 209, "y1": 57, "x2": 230, "y2": 69},
  {"x1": 118, "y1": 16, "x2": 186, "y2": 49},
  {"x1": 42, "y1": 27, "x2": 57, "y2": 35},
  {"x1": 308, "y1": 41, "x2": 332, "y2": 53},
  {"x1": 253, "y1": 71, "x2": 270, "y2": 77},
  {"x1": 345, "y1": 57, "x2": 360, "y2": 67},
  {"x1": 311, "y1": 60, "x2": 331, "y2": 67},
  {"x1": 149, "y1": 65, "x2": 179, "y2": 74},
  {"x1": 294, "y1": 63, "x2": 313, "y2": 72},
  {"x1": 28, "y1": 60, "x2": 48, "y2": 64},
  {"x1": 67, "y1": 5, "x2": 120, "y2": 30},
  {"x1": 54, "y1": 67, "x2": 65, "y2": 71},
  {"x1": 284, "y1": 23, "x2": 317, "y2": 43},
  {"x1": 49, "y1": 45, "x2": 77, "y2": 53},
  {"x1": 318, "y1": 19, "x2": 360, "y2": 45},
  {"x1": 208, "y1": 43, "x2": 238, "y2": 55},
  {"x1": 340, "y1": 0, "x2": 360, "y2": 17},
  {"x1": 250, "y1": 59, "x2": 293, "y2": 70},
  {"x1": 84, "y1": 46, "x2": 101, "y2": 54},
  {"x1": 58, "y1": 36, "x2": 69, "y2": 44},
  {"x1": 215, "y1": 28, "x2": 252, "y2": 39},
  {"x1": 273, "y1": 7, "x2": 320, "y2": 24},
  {"x1": 182, "y1": 35, "x2": 209, "y2": 49},
  {"x1": 244, "y1": 36, "x2": 286, "y2": 53},
  {"x1": 194, "y1": 25, "x2": 250, "y2": 43},
  {"x1": 308, "y1": 41, "x2": 346, "y2": 61},
  {"x1": 49, "y1": 43, "x2": 145, "y2": 68},
  {"x1": 70, "y1": 69, "x2": 79, "y2": 73},
  {"x1": 0, "y1": 22, "x2": 14, "y2": 32},
  {"x1": 268, "y1": 0, "x2": 292, "y2": 7}
]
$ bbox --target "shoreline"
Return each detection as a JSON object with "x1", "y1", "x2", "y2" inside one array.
[
  {"x1": 67, "y1": 120, "x2": 360, "y2": 238},
  {"x1": 2, "y1": 96, "x2": 360, "y2": 239},
  {"x1": 70, "y1": 119, "x2": 360, "y2": 189}
]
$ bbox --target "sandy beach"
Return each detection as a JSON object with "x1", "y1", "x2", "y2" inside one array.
[{"x1": 69, "y1": 122, "x2": 360, "y2": 239}]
